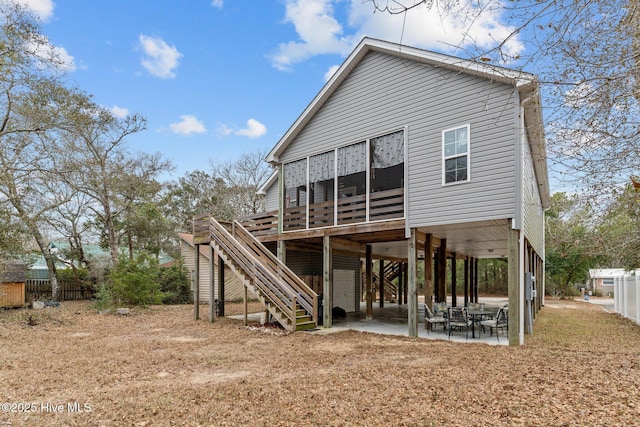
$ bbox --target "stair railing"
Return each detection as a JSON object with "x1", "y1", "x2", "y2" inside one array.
[
  {"x1": 230, "y1": 220, "x2": 317, "y2": 323},
  {"x1": 207, "y1": 217, "x2": 317, "y2": 327}
]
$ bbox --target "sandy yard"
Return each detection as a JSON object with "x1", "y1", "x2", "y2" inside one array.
[{"x1": 0, "y1": 297, "x2": 638, "y2": 426}]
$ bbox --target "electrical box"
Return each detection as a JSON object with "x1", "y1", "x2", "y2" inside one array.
[{"x1": 525, "y1": 272, "x2": 534, "y2": 301}]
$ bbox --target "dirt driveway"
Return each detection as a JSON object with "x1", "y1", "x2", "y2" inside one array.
[{"x1": 1, "y1": 298, "x2": 638, "y2": 426}]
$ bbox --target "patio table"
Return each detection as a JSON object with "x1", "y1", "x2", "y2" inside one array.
[{"x1": 467, "y1": 309, "x2": 496, "y2": 338}]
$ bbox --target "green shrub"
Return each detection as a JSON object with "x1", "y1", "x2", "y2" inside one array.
[
  {"x1": 92, "y1": 284, "x2": 113, "y2": 311},
  {"x1": 58, "y1": 267, "x2": 89, "y2": 282},
  {"x1": 158, "y1": 261, "x2": 192, "y2": 304},
  {"x1": 108, "y1": 254, "x2": 163, "y2": 307},
  {"x1": 92, "y1": 254, "x2": 192, "y2": 309}
]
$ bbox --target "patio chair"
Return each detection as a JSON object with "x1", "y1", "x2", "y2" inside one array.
[
  {"x1": 424, "y1": 304, "x2": 447, "y2": 333},
  {"x1": 447, "y1": 307, "x2": 472, "y2": 339},
  {"x1": 433, "y1": 302, "x2": 448, "y2": 317},
  {"x1": 479, "y1": 306, "x2": 509, "y2": 341}
]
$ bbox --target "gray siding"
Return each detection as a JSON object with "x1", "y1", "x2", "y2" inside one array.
[
  {"x1": 180, "y1": 240, "x2": 244, "y2": 302},
  {"x1": 279, "y1": 51, "x2": 519, "y2": 227},
  {"x1": 265, "y1": 179, "x2": 279, "y2": 212},
  {"x1": 286, "y1": 249, "x2": 361, "y2": 312},
  {"x1": 521, "y1": 131, "x2": 545, "y2": 254}
]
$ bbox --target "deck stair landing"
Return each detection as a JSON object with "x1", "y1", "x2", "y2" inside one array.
[{"x1": 195, "y1": 215, "x2": 318, "y2": 332}]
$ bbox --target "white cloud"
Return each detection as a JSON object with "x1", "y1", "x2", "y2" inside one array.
[
  {"x1": 138, "y1": 35, "x2": 182, "y2": 79},
  {"x1": 110, "y1": 106, "x2": 129, "y2": 118},
  {"x1": 269, "y1": 0, "x2": 355, "y2": 71},
  {"x1": 26, "y1": 39, "x2": 76, "y2": 72},
  {"x1": 564, "y1": 83, "x2": 595, "y2": 109},
  {"x1": 324, "y1": 64, "x2": 340, "y2": 82},
  {"x1": 218, "y1": 119, "x2": 267, "y2": 139},
  {"x1": 236, "y1": 119, "x2": 267, "y2": 138},
  {"x1": 270, "y1": 0, "x2": 524, "y2": 71},
  {"x1": 211, "y1": 0, "x2": 223, "y2": 8},
  {"x1": 50, "y1": 44, "x2": 76, "y2": 71},
  {"x1": 170, "y1": 115, "x2": 206, "y2": 135},
  {"x1": 348, "y1": 0, "x2": 524, "y2": 61},
  {"x1": 18, "y1": 0, "x2": 55, "y2": 22}
]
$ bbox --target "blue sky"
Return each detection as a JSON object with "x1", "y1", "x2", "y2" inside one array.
[{"x1": 22, "y1": 0, "x2": 527, "y2": 182}]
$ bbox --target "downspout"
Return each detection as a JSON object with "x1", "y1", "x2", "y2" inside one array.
[
  {"x1": 520, "y1": 89, "x2": 549, "y2": 309},
  {"x1": 516, "y1": 88, "x2": 527, "y2": 345}
]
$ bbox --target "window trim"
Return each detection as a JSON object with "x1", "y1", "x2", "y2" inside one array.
[{"x1": 442, "y1": 124, "x2": 471, "y2": 186}]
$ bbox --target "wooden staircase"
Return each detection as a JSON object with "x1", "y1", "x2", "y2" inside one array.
[
  {"x1": 198, "y1": 216, "x2": 318, "y2": 332},
  {"x1": 366, "y1": 262, "x2": 401, "y2": 302}
]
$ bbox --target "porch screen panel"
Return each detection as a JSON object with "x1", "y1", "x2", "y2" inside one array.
[
  {"x1": 283, "y1": 159, "x2": 307, "y2": 230},
  {"x1": 370, "y1": 130, "x2": 405, "y2": 220},
  {"x1": 309, "y1": 151, "x2": 335, "y2": 228},
  {"x1": 337, "y1": 142, "x2": 366, "y2": 225}
]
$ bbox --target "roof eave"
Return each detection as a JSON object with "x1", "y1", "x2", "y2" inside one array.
[{"x1": 521, "y1": 86, "x2": 551, "y2": 209}]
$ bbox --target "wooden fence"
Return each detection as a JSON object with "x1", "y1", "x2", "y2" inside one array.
[{"x1": 26, "y1": 279, "x2": 94, "y2": 301}]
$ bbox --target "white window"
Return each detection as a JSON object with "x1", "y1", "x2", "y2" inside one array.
[{"x1": 442, "y1": 124, "x2": 470, "y2": 184}]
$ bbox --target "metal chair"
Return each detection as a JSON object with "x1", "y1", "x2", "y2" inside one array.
[
  {"x1": 479, "y1": 306, "x2": 509, "y2": 341},
  {"x1": 424, "y1": 304, "x2": 447, "y2": 333},
  {"x1": 447, "y1": 307, "x2": 472, "y2": 339}
]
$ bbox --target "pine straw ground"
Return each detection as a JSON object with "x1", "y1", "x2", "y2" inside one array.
[{"x1": 0, "y1": 298, "x2": 639, "y2": 427}]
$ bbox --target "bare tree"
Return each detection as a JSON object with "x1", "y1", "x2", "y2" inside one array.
[
  {"x1": 0, "y1": 3, "x2": 81, "y2": 299},
  {"x1": 54, "y1": 100, "x2": 172, "y2": 265},
  {"x1": 210, "y1": 150, "x2": 273, "y2": 218}
]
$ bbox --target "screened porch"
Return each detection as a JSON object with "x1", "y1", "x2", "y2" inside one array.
[{"x1": 282, "y1": 129, "x2": 406, "y2": 232}]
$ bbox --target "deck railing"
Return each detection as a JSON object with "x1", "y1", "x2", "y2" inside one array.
[{"x1": 236, "y1": 187, "x2": 404, "y2": 235}]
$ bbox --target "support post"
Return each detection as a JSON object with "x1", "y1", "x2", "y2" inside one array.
[
  {"x1": 379, "y1": 259, "x2": 385, "y2": 308},
  {"x1": 398, "y1": 262, "x2": 403, "y2": 305},
  {"x1": 403, "y1": 263, "x2": 408, "y2": 305},
  {"x1": 424, "y1": 233, "x2": 433, "y2": 310},
  {"x1": 473, "y1": 258, "x2": 479, "y2": 303},
  {"x1": 278, "y1": 165, "x2": 284, "y2": 235},
  {"x1": 437, "y1": 239, "x2": 447, "y2": 303},
  {"x1": 463, "y1": 256, "x2": 469, "y2": 306},
  {"x1": 218, "y1": 256, "x2": 225, "y2": 317},
  {"x1": 366, "y1": 245, "x2": 373, "y2": 320},
  {"x1": 508, "y1": 225, "x2": 520, "y2": 345},
  {"x1": 451, "y1": 254, "x2": 457, "y2": 307},
  {"x1": 194, "y1": 244, "x2": 200, "y2": 320},
  {"x1": 209, "y1": 245, "x2": 215, "y2": 323},
  {"x1": 323, "y1": 236, "x2": 332, "y2": 328},
  {"x1": 433, "y1": 248, "x2": 439, "y2": 302},
  {"x1": 408, "y1": 229, "x2": 418, "y2": 337},
  {"x1": 243, "y1": 285, "x2": 248, "y2": 326},
  {"x1": 277, "y1": 240, "x2": 286, "y2": 263}
]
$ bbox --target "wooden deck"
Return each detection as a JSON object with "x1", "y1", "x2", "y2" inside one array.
[{"x1": 195, "y1": 188, "x2": 405, "y2": 246}]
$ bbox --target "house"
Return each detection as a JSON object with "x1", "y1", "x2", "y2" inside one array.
[
  {"x1": 588, "y1": 269, "x2": 637, "y2": 296},
  {"x1": 28, "y1": 242, "x2": 175, "y2": 279},
  {"x1": 178, "y1": 233, "x2": 244, "y2": 304},
  {"x1": 194, "y1": 37, "x2": 549, "y2": 343}
]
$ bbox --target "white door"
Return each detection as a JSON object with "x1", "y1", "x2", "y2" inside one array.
[{"x1": 333, "y1": 269, "x2": 356, "y2": 312}]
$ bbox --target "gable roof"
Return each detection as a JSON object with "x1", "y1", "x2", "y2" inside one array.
[
  {"x1": 267, "y1": 37, "x2": 538, "y2": 163},
  {"x1": 265, "y1": 37, "x2": 549, "y2": 208},
  {"x1": 0, "y1": 260, "x2": 26, "y2": 283}
]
